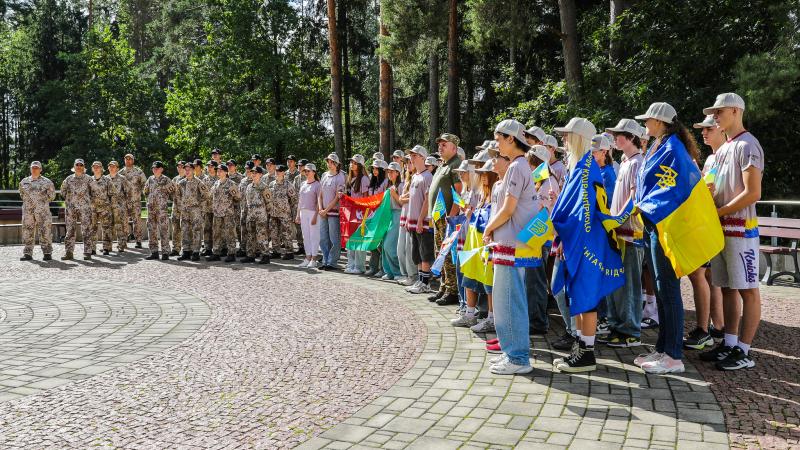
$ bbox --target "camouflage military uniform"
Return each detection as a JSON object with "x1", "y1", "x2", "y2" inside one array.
[
  {"x1": 107, "y1": 173, "x2": 131, "y2": 251},
  {"x1": 171, "y1": 174, "x2": 184, "y2": 253},
  {"x1": 178, "y1": 177, "x2": 208, "y2": 253},
  {"x1": 245, "y1": 181, "x2": 271, "y2": 257},
  {"x1": 118, "y1": 165, "x2": 147, "y2": 242},
  {"x1": 19, "y1": 176, "x2": 56, "y2": 256},
  {"x1": 144, "y1": 175, "x2": 176, "y2": 254},
  {"x1": 201, "y1": 174, "x2": 217, "y2": 252},
  {"x1": 229, "y1": 171, "x2": 244, "y2": 249},
  {"x1": 88, "y1": 175, "x2": 113, "y2": 252},
  {"x1": 61, "y1": 174, "x2": 93, "y2": 256},
  {"x1": 238, "y1": 176, "x2": 252, "y2": 254},
  {"x1": 269, "y1": 178, "x2": 297, "y2": 256},
  {"x1": 211, "y1": 177, "x2": 241, "y2": 256}
]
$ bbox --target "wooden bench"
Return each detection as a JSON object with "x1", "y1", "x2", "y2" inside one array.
[{"x1": 758, "y1": 217, "x2": 800, "y2": 285}]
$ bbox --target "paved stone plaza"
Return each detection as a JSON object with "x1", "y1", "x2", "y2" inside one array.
[{"x1": 0, "y1": 244, "x2": 798, "y2": 449}]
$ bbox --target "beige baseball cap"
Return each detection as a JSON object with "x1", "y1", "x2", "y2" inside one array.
[
  {"x1": 386, "y1": 162, "x2": 402, "y2": 172},
  {"x1": 453, "y1": 160, "x2": 472, "y2": 173},
  {"x1": 693, "y1": 115, "x2": 718, "y2": 129},
  {"x1": 635, "y1": 102, "x2": 677, "y2": 124},
  {"x1": 494, "y1": 119, "x2": 531, "y2": 149},
  {"x1": 703, "y1": 93, "x2": 745, "y2": 115},
  {"x1": 543, "y1": 135, "x2": 558, "y2": 148},
  {"x1": 524, "y1": 126, "x2": 546, "y2": 142},
  {"x1": 590, "y1": 134, "x2": 611, "y2": 151},
  {"x1": 475, "y1": 159, "x2": 494, "y2": 173},
  {"x1": 554, "y1": 117, "x2": 597, "y2": 140},
  {"x1": 409, "y1": 145, "x2": 429, "y2": 158},
  {"x1": 605, "y1": 118, "x2": 642, "y2": 135},
  {"x1": 529, "y1": 145, "x2": 550, "y2": 163},
  {"x1": 325, "y1": 153, "x2": 340, "y2": 164}
]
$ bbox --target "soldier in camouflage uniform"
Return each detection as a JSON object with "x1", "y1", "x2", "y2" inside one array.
[
  {"x1": 119, "y1": 153, "x2": 147, "y2": 248},
  {"x1": 226, "y1": 159, "x2": 245, "y2": 256},
  {"x1": 88, "y1": 161, "x2": 113, "y2": 255},
  {"x1": 107, "y1": 161, "x2": 131, "y2": 253},
  {"x1": 242, "y1": 166, "x2": 271, "y2": 264},
  {"x1": 201, "y1": 161, "x2": 218, "y2": 256},
  {"x1": 177, "y1": 161, "x2": 208, "y2": 261},
  {"x1": 61, "y1": 159, "x2": 93, "y2": 260},
  {"x1": 269, "y1": 165, "x2": 297, "y2": 260},
  {"x1": 238, "y1": 161, "x2": 254, "y2": 257},
  {"x1": 18, "y1": 161, "x2": 56, "y2": 261},
  {"x1": 207, "y1": 164, "x2": 240, "y2": 262},
  {"x1": 170, "y1": 161, "x2": 185, "y2": 256},
  {"x1": 144, "y1": 161, "x2": 176, "y2": 260}
]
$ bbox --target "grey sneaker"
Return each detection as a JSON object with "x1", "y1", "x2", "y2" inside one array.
[
  {"x1": 491, "y1": 358, "x2": 533, "y2": 375},
  {"x1": 470, "y1": 318, "x2": 496, "y2": 333},
  {"x1": 405, "y1": 280, "x2": 422, "y2": 292},
  {"x1": 407, "y1": 282, "x2": 433, "y2": 294},
  {"x1": 451, "y1": 313, "x2": 478, "y2": 328}
]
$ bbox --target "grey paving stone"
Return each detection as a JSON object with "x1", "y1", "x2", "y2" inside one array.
[
  {"x1": 383, "y1": 417, "x2": 435, "y2": 435},
  {"x1": 405, "y1": 436, "x2": 460, "y2": 450},
  {"x1": 470, "y1": 425, "x2": 524, "y2": 446}
]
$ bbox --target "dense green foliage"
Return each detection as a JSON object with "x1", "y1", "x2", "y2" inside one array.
[{"x1": 1, "y1": 0, "x2": 797, "y2": 198}]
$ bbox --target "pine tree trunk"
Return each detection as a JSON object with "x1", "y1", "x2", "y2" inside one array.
[
  {"x1": 609, "y1": 0, "x2": 628, "y2": 64},
  {"x1": 326, "y1": 0, "x2": 345, "y2": 162},
  {"x1": 428, "y1": 51, "x2": 439, "y2": 150},
  {"x1": 446, "y1": 0, "x2": 459, "y2": 136},
  {"x1": 339, "y1": 0, "x2": 352, "y2": 156},
  {"x1": 378, "y1": 12, "x2": 392, "y2": 158},
  {"x1": 558, "y1": 0, "x2": 582, "y2": 99}
]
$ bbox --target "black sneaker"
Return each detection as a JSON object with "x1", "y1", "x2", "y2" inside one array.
[
  {"x1": 555, "y1": 340, "x2": 596, "y2": 372},
  {"x1": 607, "y1": 333, "x2": 642, "y2": 348},
  {"x1": 715, "y1": 346, "x2": 755, "y2": 371},
  {"x1": 684, "y1": 327, "x2": 713, "y2": 350},
  {"x1": 699, "y1": 341, "x2": 732, "y2": 362},
  {"x1": 436, "y1": 293, "x2": 460, "y2": 306},
  {"x1": 596, "y1": 317, "x2": 610, "y2": 335},
  {"x1": 641, "y1": 317, "x2": 659, "y2": 329},
  {"x1": 427, "y1": 291, "x2": 444, "y2": 302},
  {"x1": 709, "y1": 324, "x2": 724, "y2": 340},
  {"x1": 596, "y1": 330, "x2": 617, "y2": 344},
  {"x1": 552, "y1": 332, "x2": 576, "y2": 351}
]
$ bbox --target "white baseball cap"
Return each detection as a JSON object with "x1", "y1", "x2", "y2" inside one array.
[
  {"x1": 529, "y1": 145, "x2": 550, "y2": 163},
  {"x1": 703, "y1": 93, "x2": 745, "y2": 115},
  {"x1": 475, "y1": 140, "x2": 491, "y2": 150},
  {"x1": 469, "y1": 149, "x2": 490, "y2": 165},
  {"x1": 392, "y1": 150, "x2": 404, "y2": 158},
  {"x1": 453, "y1": 160, "x2": 472, "y2": 173},
  {"x1": 635, "y1": 102, "x2": 677, "y2": 124},
  {"x1": 475, "y1": 159, "x2": 494, "y2": 173},
  {"x1": 372, "y1": 152, "x2": 385, "y2": 161},
  {"x1": 386, "y1": 162, "x2": 402, "y2": 172},
  {"x1": 543, "y1": 134, "x2": 558, "y2": 148},
  {"x1": 494, "y1": 119, "x2": 531, "y2": 149},
  {"x1": 305, "y1": 163, "x2": 317, "y2": 172},
  {"x1": 554, "y1": 117, "x2": 597, "y2": 140},
  {"x1": 350, "y1": 154, "x2": 365, "y2": 165},
  {"x1": 605, "y1": 118, "x2": 642, "y2": 136},
  {"x1": 693, "y1": 115, "x2": 718, "y2": 129},
  {"x1": 590, "y1": 134, "x2": 611, "y2": 151},
  {"x1": 371, "y1": 159, "x2": 388, "y2": 169},
  {"x1": 425, "y1": 156, "x2": 438, "y2": 166},
  {"x1": 325, "y1": 153, "x2": 340, "y2": 164},
  {"x1": 524, "y1": 126, "x2": 546, "y2": 142},
  {"x1": 409, "y1": 145, "x2": 428, "y2": 158},
  {"x1": 456, "y1": 147, "x2": 465, "y2": 161}
]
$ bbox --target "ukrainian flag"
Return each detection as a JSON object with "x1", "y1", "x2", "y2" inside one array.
[
  {"x1": 532, "y1": 162, "x2": 550, "y2": 183},
  {"x1": 459, "y1": 206, "x2": 494, "y2": 286},
  {"x1": 635, "y1": 134, "x2": 724, "y2": 277},
  {"x1": 517, "y1": 208, "x2": 554, "y2": 250},
  {"x1": 432, "y1": 189, "x2": 447, "y2": 222},
  {"x1": 451, "y1": 187, "x2": 466, "y2": 208},
  {"x1": 551, "y1": 151, "x2": 626, "y2": 316}
]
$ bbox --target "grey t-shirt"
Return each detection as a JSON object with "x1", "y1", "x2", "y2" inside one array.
[
  {"x1": 492, "y1": 156, "x2": 540, "y2": 248},
  {"x1": 298, "y1": 180, "x2": 321, "y2": 211},
  {"x1": 710, "y1": 131, "x2": 764, "y2": 238},
  {"x1": 407, "y1": 170, "x2": 433, "y2": 230},
  {"x1": 320, "y1": 171, "x2": 346, "y2": 215}
]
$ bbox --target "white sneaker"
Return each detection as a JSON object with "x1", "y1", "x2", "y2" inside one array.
[
  {"x1": 490, "y1": 358, "x2": 533, "y2": 375},
  {"x1": 641, "y1": 354, "x2": 685, "y2": 374},
  {"x1": 634, "y1": 351, "x2": 663, "y2": 367},
  {"x1": 298, "y1": 260, "x2": 309, "y2": 268},
  {"x1": 489, "y1": 354, "x2": 508, "y2": 365},
  {"x1": 307, "y1": 260, "x2": 318, "y2": 269},
  {"x1": 381, "y1": 274, "x2": 395, "y2": 281},
  {"x1": 407, "y1": 282, "x2": 433, "y2": 294},
  {"x1": 470, "y1": 318, "x2": 496, "y2": 333},
  {"x1": 399, "y1": 277, "x2": 416, "y2": 286},
  {"x1": 450, "y1": 313, "x2": 478, "y2": 328},
  {"x1": 405, "y1": 281, "x2": 422, "y2": 292}
]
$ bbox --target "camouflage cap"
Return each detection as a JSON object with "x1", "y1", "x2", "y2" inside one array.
[
  {"x1": 30, "y1": 161, "x2": 42, "y2": 169},
  {"x1": 108, "y1": 160, "x2": 119, "y2": 167},
  {"x1": 435, "y1": 133, "x2": 460, "y2": 146},
  {"x1": 152, "y1": 161, "x2": 164, "y2": 169}
]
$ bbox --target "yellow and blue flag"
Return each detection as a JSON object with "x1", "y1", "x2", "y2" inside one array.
[
  {"x1": 432, "y1": 189, "x2": 447, "y2": 222},
  {"x1": 517, "y1": 208, "x2": 554, "y2": 250},
  {"x1": 703, "y1": 167, "x2": 718, "y2": 185},
  {"x1": 635, "y1": 134, "x2": 724, "y2": 277},
  {"x1": 551, "y1": 151, "x2": 626, "y2": 316},
  {"x1": 451, "y1": 187, "x2": 465, "y2": 208},
  {"x1": 459, "y1": 206, "x2": 494, "y2": 286},
  {"x1": 532, "y1": 162, "x2": 550, "y2": 183}
]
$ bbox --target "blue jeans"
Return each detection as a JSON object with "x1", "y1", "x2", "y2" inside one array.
[
  {"x1": 381, "y1": 211, "x2": 401, "y2": 278},
  {"x1": 347, "y1": 249, "x2": 366, "y2": 272},
  {"x1": 493, "y1": 265, "x2": 531, "y2": 366},
  {"x1": 551, "y1": 257, "x2": 577, "y2": 335},
  {"x1": 525, "y1": 265, "x2": 549, "y2": 331},
  {"x1": 397, "y1": 227, "x2": 417, "y2": 279},
  {"x1": 643, "y1": 219, "x2": 684, "y2": 360},
  {"x1": 608, "y1": 244, "x2": 644, "y2": 338},
  {"x1": 319, "y1": 215, "x2": 341, "y2": 267}
]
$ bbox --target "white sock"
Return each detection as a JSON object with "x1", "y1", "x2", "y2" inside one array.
[
  {"x1": 466, "y1": 306, "x2": 476, "y2": 315},
  {"x1": 576, "y1": 330, "x2": 583, "y2": 338},
  {"x1": 581, "y1": 335, "x2": 595, "y2": 347},
  {"x1": 738, "y1": 342, "x2": 750, "y2": 355},
  {"x1": 487, "y1": 312, "x2": 494, "y2": 321},
  {"x1": 724, "y1": 333, "x2": 739, "y2": 348}
]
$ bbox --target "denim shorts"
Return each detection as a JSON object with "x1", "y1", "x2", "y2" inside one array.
[{"x1": 462, "y1": 276, "x2": 486, "y2": 294}]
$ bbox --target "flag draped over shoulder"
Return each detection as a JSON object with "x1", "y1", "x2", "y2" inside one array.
[
  {"x1": 339, "y1": 192, "x2": 387, "y2": 248},
  {"x1": 459, "y1": 206, "x2": 494, "y2": 286},
  {"x1": 635, "y1": 134, "x2": 724, "y2": 277},
  {"x1": 551, "y1": 151, "x2": 626, "y2": 316}
]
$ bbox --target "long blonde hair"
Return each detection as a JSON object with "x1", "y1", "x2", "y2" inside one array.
[{"x1": 565, "y1": 133, "x2": 591, "y2": 172}]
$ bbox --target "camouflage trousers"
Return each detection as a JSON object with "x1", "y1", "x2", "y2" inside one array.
[
  {"x1": 212, "y1": 215, "x2": 237, "y2": 256},
  {"x1": 239, "y1": 209, "x2": 248, "y2": 253},
  {"x1": 91, "y1": 207, "x2": 113, "y2": 252},
  {"x1": 434, "y1": 217, "x2": 457, "y2": 295},
  {"x1": 125, "y1": 199, "x2": 144, "y2": 241},
  {"x1": 64, "y1": 206, "x2": 93, "y2": 255},
  {"x1": 269, "y1": 216, "x2": 295, "y2": 256},
  {"x1": 147, "y1": 208, "x2": 171, "y2": 254},
  {"x1": 203, "y1": 212, "x2": 214, "y2": 250},
  {"x1": 233, "y1": 205, "x2": 242, "y2": 250},
  {"x1": 110, "y1": 205, "x2": 128, "y2": 250},
  {"x1": 171, "y1": 213, "x2": 182, "y2": 252},
  {"x1": 181, "y1": 209, "x2": 204, "y2": 253},
  {"x1": 246, "y1": 214, "x2": 269, "y2": 258},
  {"x1": 22, "y1": 210, "x2": 52, "y2": 256}
]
